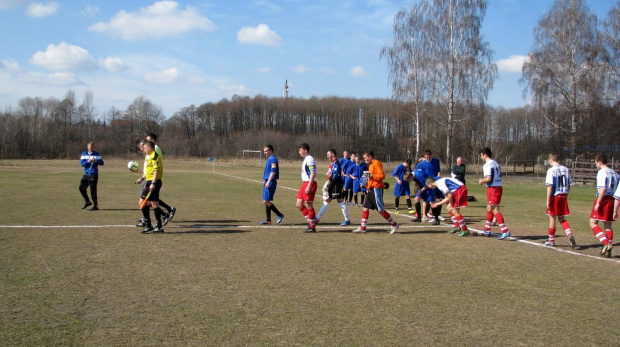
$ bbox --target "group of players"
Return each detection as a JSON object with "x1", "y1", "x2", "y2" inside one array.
[
  {"x1": 79, "y1": 138, "x2": 615, "y2": 257},
  {"x1": 260, "y1": 144, "x2": 616, "y2": 258}
]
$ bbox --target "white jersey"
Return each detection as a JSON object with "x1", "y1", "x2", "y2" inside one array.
[
  {"x1": 596, "y1": 167, "x2": 619, "y2": 197},
  {"x1": 435, "y1": 177, "x2": 464, "y2": 195},
  {"x1": 483, "y1": 159, "x2": 502, "y2": 187},
  {"x1": 545, "y1": 164, "x2": 572, "y2": 196},
  {"x1": 301, "y1": 155, "x2": 317, "y2": 182}
]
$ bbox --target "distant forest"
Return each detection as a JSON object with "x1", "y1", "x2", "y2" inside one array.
[{"x1": 1, "y1": 90, "x2": 618, "y2": 168}]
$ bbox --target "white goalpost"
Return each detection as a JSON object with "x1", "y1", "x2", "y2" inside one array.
[{"x1": 241, "y1": 150, "x2": 262, "y2": 166}]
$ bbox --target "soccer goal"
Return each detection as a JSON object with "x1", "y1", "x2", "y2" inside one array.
[{"x1": 241, "y1": 150, "x2": 262, "y2": 166}]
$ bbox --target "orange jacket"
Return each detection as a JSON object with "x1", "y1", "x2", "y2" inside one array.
[{"x1": 367, "y1": 159, "x2": 385, "y2": 189}]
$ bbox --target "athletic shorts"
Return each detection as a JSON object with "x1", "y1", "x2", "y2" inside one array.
[
  {"x1": 262, "y1": 180, "x2": 277, "y2": 201},
  {"x1": 451, "y1": 185, "x2": 468, "y2": 209},
  {"x1": 393, "y1": 181, "x2": 411, "y2": 197},
  {"x1": 547, "y1": 194, "x2": 569, "y2": 217},
  {"x1": 344, "y1": 177, "x2": 353, "y2": 190},
  {"x1": 590, "y1": 195, "x2": 614, "y2": 221},
  {"x1": 141, "y1": 180, "x2": 162, "y2": 202},
  {"x1": 486, "y1": 186, "x2": 503, "y2": 206},
  {"x1": 363, "y1": 187, "x2": 385, "y2": 211},
  {"x1": 416, "y1": 187, "x2": 431, "y2": 201},
  {"x1": 353, "y1": 178, "x2": 366, "y2": 194},
  {"x1": 297, "y1": 181, "x2": 317, "y2": 202},
  {"x1": 325, "y1": 178, "x2": 344, "y2": 200}
]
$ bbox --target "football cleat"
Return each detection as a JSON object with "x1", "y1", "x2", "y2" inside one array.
[
  {"x1": 567, "y1": 235, "x2": 576, "y2": 249},
  {"x1": 259, "y1": 220, "x2": 271, "y2": 225},
  {"x1": 340, "y1": 220, "x2": 351, "y2": 226},
  {"x1": 458, "y1": 230, "x2": 470, "y2": 237},
  {"x1": 88, "y1": 206, "x2": 99, "y2": 211},
  {"x1": 304, "y1": 226, "x2": 316, "y2": 233},
  {"x1": 390, "y1": 223, "x2": 400, "y2": 234},
  {"x1": 600, "y1": 243, "x2": 613, "y2": 257},
  {"x1": 140, "y1": 225, "x2": 154, "y2": 234},
  {"x1": 449, "y1": 227, "x2": 461, "y2": 234},
  {"x1": 152, "y1": 226, "x2": 164, "y2": 233},
  {"x1": 543, "y1": 240, "x2": 556, "y2": 247},
  {"x1": 394, "y1": 208, "x2": 400, "y2": 214},
  {"x1": 437, "y1": 215, "x2": 446, "y2": 221},
  {"x1": 276, "y1": 214, "x2": 284, "y2": 224},
  {"x1": 408, "y1": 209, "x2": 414, "y2": 214},
  {"x1": 430, "y1": 219, "x2": 440, "y2": 225},
  {"x1": 82, "y1": 201, "x2": 92, "y2": 209},
  {"x1": 352, "y1": 227, "x2": 366, "y2": 233},
  {"x1": 162, "y1": 213, "x2": 171, "y2": 226},
  {"x1": 167, "y1": 207, "x2": 177, "y2": 223},
  {"x1": 411, "y1": 217, "x2": 422, "y2": 223},
  {"x1": 497, "y1": 231, "x2": 511, "y2": 240}
]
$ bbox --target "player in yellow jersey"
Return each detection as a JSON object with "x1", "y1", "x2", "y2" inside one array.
[{"x1": 136, "y1": 141, "x2": 165, "y2": 233}]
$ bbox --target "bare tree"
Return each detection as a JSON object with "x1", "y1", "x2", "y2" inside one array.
[
  {"x1": 601, "y1": 1, "x2": 620, "y2": 103},
  {"x1": 383, "y1": 0, "x2": 496, "y2": 167},
  {"x1": 521, "y1": 0, "x2": 603, "y2": 152}
]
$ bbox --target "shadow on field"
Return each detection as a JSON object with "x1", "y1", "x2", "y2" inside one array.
[{"x1": 167, "y1": 229, "x2": 248, "y2": 234}]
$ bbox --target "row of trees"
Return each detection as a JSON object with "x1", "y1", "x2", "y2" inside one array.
[{"x1": 0, "y1": 0, "x2": 618, "y2": 168}]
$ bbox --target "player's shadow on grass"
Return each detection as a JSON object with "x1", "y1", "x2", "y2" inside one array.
[
  {"x1": 181, "y1": 219, "x2": 251, "y2": 224},
  {"x1": 166, "y1": 229, "x2": 248, "y2": 234}
]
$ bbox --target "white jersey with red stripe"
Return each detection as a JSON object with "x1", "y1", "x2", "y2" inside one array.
[{"x1": 545, "y1": 164, "x2": 572, "y2": 196}]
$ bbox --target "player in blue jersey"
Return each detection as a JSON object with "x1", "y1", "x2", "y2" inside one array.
[
  {"x1": 416, "y1": 150, "x2": 443, "y2": 223},
  {"x1": 350, "y1": 154, "x2": 368, "y2": 206},
  {"x1": 79, "y1": 142, "x2": 104, "y2": 211},
  {"x1": 410, "y1": 169, "x2": 431, "y2": 223},
  {"x1": 259, "y1": 145, "x2": 284, "y2": 225},
  {"x1": 544, "y1": 153, "x2": 576, "y2": 248},
  {"x1": 316, "y1": 149, "x2": 350, "y2": 226},
  {"x1": 392, "y1": 159, "x2": 413, "y2": 214},
  {"x1": 343, "y1": 153, "x2": 355, "y2": 205}
]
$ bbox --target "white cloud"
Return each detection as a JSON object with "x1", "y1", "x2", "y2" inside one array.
[
  {"x1": 88, "y1": 0, "x2": 215, "y2": 40},
  {"x1": 292, "y1": 64, "x2": 309, "y2": 74},
  {"x1": 237, "y1": 24, "x2": 282, "y2": 46},
  {"x1": 144, "y1": 67, "x2": 181, "y2": 84},
  {"x1": 82, "y1": 4, "x2": 99, "y2": 17},
  {"x1": 1, "y1": 58, "x2": 19, "y2": 71},
  {"x1": 349, "y1": 66, "x2": 367, "y2": 77},
  {"x1": 30, "y1": 42, "x2": 98, "y2": 71},
  {"x1": 99, "y1": 57, "x2": 126, "y2": 72},
  {"x1": 496, "y1": 55, "x2": 529, "y2": 73},
  {"x1": 25, "y1": 1, "x2": 58, "y2": 17}
]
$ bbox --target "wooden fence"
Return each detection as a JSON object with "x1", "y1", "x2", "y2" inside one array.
[{"x1": 571, "y1": 160, "x2": 620, "y2": 185}]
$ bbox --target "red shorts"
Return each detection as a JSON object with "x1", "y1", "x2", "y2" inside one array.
[
  {"x1": 451, "y1": 186, "x2": 468, "y2": 208},
  {"x1": 297, "y1": 181, "x2": 317, "y2": 202},
  {"x1": 590, "y1": 195, "x2": 614, "y2": 221},
  {"x1": 486, "y1": 186, "x2": 502, "y2": 206},
  {"x1": 547, "y1": 194, "x2": 569, "y2": 217}
]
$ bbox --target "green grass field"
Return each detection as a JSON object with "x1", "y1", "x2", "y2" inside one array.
[{"x1": 1, "y1": 159, "x2": 618, "y2": 346}]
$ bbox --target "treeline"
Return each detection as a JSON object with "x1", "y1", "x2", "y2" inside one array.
[{"x1": 1, "y1": 90, "x2": 619, "y2": 167}]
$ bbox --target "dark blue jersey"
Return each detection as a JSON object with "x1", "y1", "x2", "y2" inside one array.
[
  {"x1": 416, "y1": 157, "x2": 441, "y2": 177},
  {"x1": 80, "y1": 151, "x2": 104, "y2": 175}
]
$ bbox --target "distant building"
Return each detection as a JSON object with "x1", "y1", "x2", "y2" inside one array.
[{"x1": 283, "y1": 79, "x2": 289, "y2": 98}]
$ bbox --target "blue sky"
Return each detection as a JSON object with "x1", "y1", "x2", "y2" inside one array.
[{"x1": 0, "y1": 0, "x2": 615, "y2": 117}]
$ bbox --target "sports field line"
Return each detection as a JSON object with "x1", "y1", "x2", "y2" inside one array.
[{"x1": 212, "y1": 171, "x2": 620, "y2": 265}]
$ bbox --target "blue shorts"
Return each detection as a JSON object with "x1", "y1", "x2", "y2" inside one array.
[
  {"x1": 262, "y1": 180, "x2": 277, "y2": 201},
  {"x1": 392, "y1": 181, "x2": 411, "y2": 197},
  {"x1": 416, "y1": 187, "x2": 431, "y2": 202},
  {"x1": 344, "y1": 177, "x2": 353, "y2": 189}
]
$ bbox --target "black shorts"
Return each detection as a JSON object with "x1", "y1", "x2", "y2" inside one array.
[
  {"x1": 326, "y1": 178, "x2": 344, "y2": 199},
  {"x1": 141, "y1": 180, "x2": 162, "y2": 202}
]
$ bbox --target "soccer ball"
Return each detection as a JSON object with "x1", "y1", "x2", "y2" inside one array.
[{"x1": 127, "y1": 160, "x2": 139, "y2": 173}]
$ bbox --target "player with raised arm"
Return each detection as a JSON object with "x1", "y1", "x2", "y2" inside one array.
[
  {"x1": 78, "y1": 142, "x2": 104, "y2": 211},
  {"x1": 259, "y1": 145, "x2": 284, "y2": 225},
  {"x1": 426, "y1": 176, "x2": 470, "y2": 236},
  {"x1": 352, "y1": 150, "x2": 399, "y2": 234},
  {"x1": 590, "y1": 155, "x2": 617, "y2": 257},
  {"x1": 478, "y1": 147, "x2": 511, "y2": 240},
  {"x1": 296, "y1": 143, "x2": 318, "y2": 233},
  {"x1": 544, "y1": 153, "x2": 576, "y2": 248}
]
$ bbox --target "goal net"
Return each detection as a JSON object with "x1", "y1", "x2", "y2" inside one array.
[{"x1": 241, "y1": 150, "x2": 263, "y2": 166}]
